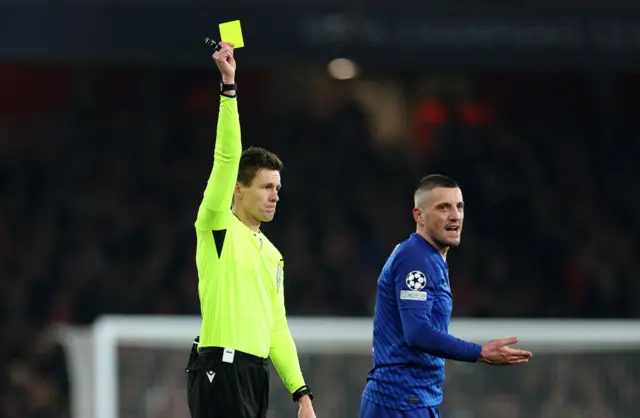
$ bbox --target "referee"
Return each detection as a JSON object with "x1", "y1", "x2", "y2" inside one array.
[{"x1": 186, "y1": 42, "x2": 316, "y2": 418}]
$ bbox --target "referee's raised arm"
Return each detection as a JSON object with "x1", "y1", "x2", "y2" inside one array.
[{"x1": 195, "y1": 42, "x2": 241, "y2": 232}]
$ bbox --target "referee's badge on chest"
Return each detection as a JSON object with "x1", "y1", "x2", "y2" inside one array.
[{"x1": 276, "y1": 260, "x2": 284, "y2": 293}]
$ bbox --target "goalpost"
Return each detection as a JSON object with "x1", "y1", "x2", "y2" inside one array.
[{"x1": 57, "y1": 316, "x2": 640, "y2": 418}]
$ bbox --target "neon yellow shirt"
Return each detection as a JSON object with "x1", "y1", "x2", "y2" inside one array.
[{"x1": 194, "y1": 95, "x2": 305, "y2": 394}]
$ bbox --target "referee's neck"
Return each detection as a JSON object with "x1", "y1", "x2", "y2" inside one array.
[{"x1": 232, "y1": 206, "x2": 261, "y2": 232}]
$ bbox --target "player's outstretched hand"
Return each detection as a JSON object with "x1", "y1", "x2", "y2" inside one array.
[
  {"x1": 212, "y1": 42, "x2": 236, "y2": 83},
  {"x1": 298, "y1": 396, "x2": 316, "y2": 418},
  {"x1": 478, "y1": 337, "x2": 532, "y2": 365}
]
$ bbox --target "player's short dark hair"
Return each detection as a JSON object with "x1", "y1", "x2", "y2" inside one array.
[
  {"x1": 237, "y1": 146, "x2": 283, "y2": 186},
  {"x1": 415, "y1": 174, "x2": 459, "y2": 194}
]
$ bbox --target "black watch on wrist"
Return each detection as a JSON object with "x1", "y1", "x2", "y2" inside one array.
[
  {"x1": 220, "y1": 81, "x2": 237, "y2": 96},
  {"x1": 292, "y1": 385, "x2": 313, "y2": 402}
]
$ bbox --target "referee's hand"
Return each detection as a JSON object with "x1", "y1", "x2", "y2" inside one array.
[
  {"x1": 298, "y1": 395, "x2": 316, "y2": 418},
  {"x1": 212, "y1": 41, "x2": 236, "y2": 84},
  {"x1": 478, "y1": 337, "x2": 533, "y2": 366}
]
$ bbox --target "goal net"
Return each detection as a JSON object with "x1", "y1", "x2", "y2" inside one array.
[{"x1": 57, "y1": 316, "x2": 640, "y2": 418}]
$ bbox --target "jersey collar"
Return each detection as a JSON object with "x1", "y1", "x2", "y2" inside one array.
[
  {"x1": 232, "y1": 212, "x2": 262, "y2": 235},
  {"x1": 411, "y1": 233, "x2": 447, "y2": 265}
]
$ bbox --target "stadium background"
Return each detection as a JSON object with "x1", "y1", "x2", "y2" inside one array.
[{"x1": 2, "y1": 0, "x2": 640, "y2": 417}]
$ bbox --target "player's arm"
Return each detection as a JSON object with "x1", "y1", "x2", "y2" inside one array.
[
  {"x1": 195, "y1": 43, "x2": 241, "y2": 232},
  {"x1": 269, "y1": 266, "x2": 313, "y2": 404},
  {"x1": 393, "y1": 252, "x2": 482, "y2": 362}
]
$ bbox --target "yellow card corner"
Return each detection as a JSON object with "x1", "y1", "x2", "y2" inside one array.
[{"x1": 219, "y1": 20, "x2": 244, "y2": 48}]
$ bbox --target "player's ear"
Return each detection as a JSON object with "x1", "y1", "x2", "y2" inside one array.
[
  {"x1": 412, "y1": 207, "x2": 423, "y2": 225},
  {"x1": 234, "y1": 182, "x2": 243, "y2": 200}
]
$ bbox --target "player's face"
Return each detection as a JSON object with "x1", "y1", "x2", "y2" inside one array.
[
  {"x1": 418, "y1": 187, "x2": 464, "y2": 249},
  {"x1": 241, "y1": 169, "x2": 281, "y2": 223}
]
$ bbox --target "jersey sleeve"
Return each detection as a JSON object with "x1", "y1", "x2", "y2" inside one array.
[
  {"x1": 194, "y1": 96, "x2": 242, "y2": 231},
  {"x1": 392, "y1": 249, "x2": 482, "y2": 362},
  {"x1": 269, "y1": 262, "x2": 307, "y2": 394}
]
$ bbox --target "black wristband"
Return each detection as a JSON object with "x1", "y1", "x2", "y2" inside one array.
[
  {"x1": 292, "y1": 385, "x2": 313, "y2": 402},
  {"x1": 220, "y1": 82, "x2": 237, "y2": 97}
]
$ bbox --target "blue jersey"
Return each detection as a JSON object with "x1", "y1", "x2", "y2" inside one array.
[{"x1": 362, "y1": 233, "x2": 482, "y2": 410}]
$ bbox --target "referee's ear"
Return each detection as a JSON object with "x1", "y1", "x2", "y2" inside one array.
[{"x1": 234, "y1": 182, "x2": 243, "y2": 200}]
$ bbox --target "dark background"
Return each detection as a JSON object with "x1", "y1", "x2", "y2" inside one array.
[{"x1": 1, "y1": 0, "x2": 639, "y2": 416}]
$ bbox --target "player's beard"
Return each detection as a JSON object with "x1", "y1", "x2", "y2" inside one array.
[
  {"x1": 432, "y1": 230, "x2": 461, "y2": 249},
  {"x1": 441, "y1": 233, "x2": 461, "y2": 248}
]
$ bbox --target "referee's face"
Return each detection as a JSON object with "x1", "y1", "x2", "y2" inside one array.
[{"x1": 241, "y1": 169, "x2": 281, "y2": 222}]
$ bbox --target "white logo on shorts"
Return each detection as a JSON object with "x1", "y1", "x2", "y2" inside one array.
[{"x1": 206, "y1": 371, "x2": 215, "y2": 383}]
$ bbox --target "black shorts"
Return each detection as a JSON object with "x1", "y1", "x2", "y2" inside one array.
[{"x1": 186, "y1": 339, "x2": 269, "y2": 418}]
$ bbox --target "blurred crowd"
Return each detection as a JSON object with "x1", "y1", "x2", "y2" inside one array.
[{"x1": 1, "y1": 64, "x2": 639, "y2": 417}]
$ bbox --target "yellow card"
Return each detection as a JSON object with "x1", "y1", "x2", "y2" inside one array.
[{"x1": 219, "y1": 20, "x2": 244, "y2": 48}]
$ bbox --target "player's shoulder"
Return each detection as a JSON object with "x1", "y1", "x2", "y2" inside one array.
[
  {"x1": 390, "y1": 234, "x2": 427, "y2": 259},
  {"x1": 384, "y1": 235, "x2": 419, "y2": 271},
  {"x1": 387, "y1": 234, "x2": 442, "y2": 275}
]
